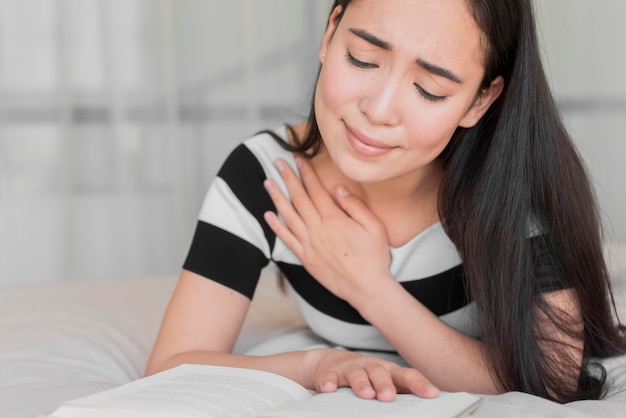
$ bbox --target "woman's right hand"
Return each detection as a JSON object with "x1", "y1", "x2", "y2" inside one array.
[{"x1": 306, "y1": 348, "x2": 439, "y2": 402}]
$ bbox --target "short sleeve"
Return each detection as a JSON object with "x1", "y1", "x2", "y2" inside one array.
[{"x1": 182, "y1": 143, "x2": 277, "y2": 299}]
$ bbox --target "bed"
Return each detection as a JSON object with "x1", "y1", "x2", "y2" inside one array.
[{"x1": 1, "y1": 243, "x2": 625, "y2": 418}]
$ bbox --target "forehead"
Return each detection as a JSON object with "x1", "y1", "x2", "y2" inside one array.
[{"x1": 340, "y1": 0, "x2": 485, "y2": 77}]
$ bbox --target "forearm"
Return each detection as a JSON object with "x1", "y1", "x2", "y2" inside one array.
[
  {"x1": 354, "y1": 279, "x2": 500, "y2": 394},
  {"x1": 148, "y1": 349, "x2": 323, "y2": 391}
]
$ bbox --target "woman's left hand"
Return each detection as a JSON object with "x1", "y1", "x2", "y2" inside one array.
[{"x1": 263, "y1": 157, "x2": 393, "y2": 305}]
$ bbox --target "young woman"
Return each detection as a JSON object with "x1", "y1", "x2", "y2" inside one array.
[{"x1": 146, "y1": 0, "x2": 626, "y2": 403}]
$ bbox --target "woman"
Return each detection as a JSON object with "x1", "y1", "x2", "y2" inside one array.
[{"x1": 146, "y1": 0, "x2": 626, "y2": 403}]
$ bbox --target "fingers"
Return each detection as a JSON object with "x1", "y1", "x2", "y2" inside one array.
[
  {"x1": 341, "y1": 364, "x2": 439, "y2": 400},
  {"x1": 274, "y1": 158, "x2": 322, "y2": 222},
  {"x1": 314, "y1": 350, "x2": 437, "y2": 402},
  {"x1": 344, "y1": 367, "x2": 377, "y2": 400},
  {"x1": 391, "y1": 367, "x2": 440, "y2": 399},
  {"x1": 293, "y1": 157, "x2": 341, "y2": 217},
  {"x1": 320, "y1": 362, "x2": 397, "y2": 402},
  {"x1": 276, "y1": 156, "x2": 383, "y2": 231},
  {"x1": 264, "y1": 156, "x2": 351, "y2": 253},
  {"x1": 365, "y1": 364, "x2": 398, "y2": 402},
  {"x1": 263, "y1": 158, "x2": 327, "y2": 257},
  {"x1": 268, "y1": 157, "x2": 383, "y2": 233},
  {"x1": 263, "y1": 210, "x2": 303, "y2": 257},
  {"x1": 317, "y1": 371, "x2": 339, "y2": 393},
  {"x1": 263, "y1": 178, "x2": 307, "y2": 247},
  {"x1": 334, "y1": 186, "x2": 386, "y2": 234}
]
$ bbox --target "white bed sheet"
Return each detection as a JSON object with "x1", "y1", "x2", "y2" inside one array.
[{"x1": 0, "y1": 244, "x2": 624, "y2": 418}]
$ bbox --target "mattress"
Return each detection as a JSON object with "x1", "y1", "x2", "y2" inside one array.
[{"x1": 1, "y1": 244, "x2": 625, "y2": 418}]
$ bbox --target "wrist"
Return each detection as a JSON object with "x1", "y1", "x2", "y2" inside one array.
[
  {"x1": 353, "y1": 277, "x2": 406, "y2": 323},
  {"x1": 350, "y1": 274, "x2": 403, "y2": 319}
]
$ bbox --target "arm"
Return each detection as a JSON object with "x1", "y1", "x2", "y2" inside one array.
[
  {"x1": 145, "y1": 139, "x2": 437, "y2": 401},
  {"x1": 339, "y1": 277, "x2": 582, "y2": 395},
  {"x1": 146, "y1": 270, "x2": 334, "y2": 386},
  {"x1": 145, "y1": 269, "x2": 251, "y2": 375},
  {"x1": 144, "y1": 270, "x2": 322, "y2": 391},
  {"x1": 145, "y1": 260, "x2": 436, "y2": 401},
  {"x1": 263, "y1": 157, "x2": 583, "y2": 395}
]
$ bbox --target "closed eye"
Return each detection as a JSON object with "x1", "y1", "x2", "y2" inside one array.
[
  {"x1": 346, "y1": 51, "x2": 377, "y2": 69},
  {"x1": 414, "y1": 84, "x2": 447, "y2": 103},
  {"x1": 345, "y1": 49, "x2": 446, "y2": 103}
]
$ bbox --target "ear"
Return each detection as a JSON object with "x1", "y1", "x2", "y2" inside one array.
[
  {"x1": 460, "y1": 76, "x2": 504, "y2": 128},
  {"x1": 319, "y1": 6, "x2": 343, "y2": 64}
]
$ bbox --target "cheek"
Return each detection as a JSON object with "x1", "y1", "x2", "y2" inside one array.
[
  {"x1": 403, "y1": 107, "x2": 463, "y2": 150},
  {"x1": 315, "y1": 61, "x2": 358, "y2": 115}
]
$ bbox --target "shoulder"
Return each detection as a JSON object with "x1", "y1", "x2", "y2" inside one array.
[
  {"x1": 241, "y1": 126, "x2": 295, "y2": 170},
  {"x1": 218, "y1": 126, "x2": 294, "y2": 179}
]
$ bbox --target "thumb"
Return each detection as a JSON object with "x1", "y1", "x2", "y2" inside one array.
[{"x1": 318, "y1": 371, "x2": 340, "y2": 393}]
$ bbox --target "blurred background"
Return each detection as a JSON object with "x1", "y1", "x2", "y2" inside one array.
[{"x1": 0, "y1": 0, "x2": 624, "y2": 285}]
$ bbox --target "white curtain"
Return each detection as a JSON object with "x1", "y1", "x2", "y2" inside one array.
[
  {"x1": 536, "y1": 0, "x2": 626, "y2": 247},
  {"x1": 0, "y1": 0, "x2": 330, "y2": 284},
  {"x1": 0, "y1": 0, "x2": 624, "y2": 285}
]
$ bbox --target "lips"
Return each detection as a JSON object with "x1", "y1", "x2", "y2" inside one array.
[{"x1": 345, "y1": 124, "x2": 395, "y2": 157}]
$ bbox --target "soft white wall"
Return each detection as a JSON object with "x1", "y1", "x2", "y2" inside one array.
[
  {"x1": 0, "y1": 0, "x2": 623, "y2": 285},
  {"x1": 0, "y1": 0, "x2": 331, "y2": 285},
  {"x1": 537, "y1": 0, "x2": 626, "y2": 244},
  {"x1": 170, "y1": 0, "x2": 330, "y2": 216}
]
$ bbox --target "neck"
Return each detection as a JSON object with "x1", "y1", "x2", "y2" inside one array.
[
  {"x1": 314, "y1": 147, "x2": 442, "y2": 208},
  {"x1": 311, "y1": 149, "x2": 443, "y2": 246},
  {"x1": 358, "y1": 165, "x2": 442, "y2": 210}
]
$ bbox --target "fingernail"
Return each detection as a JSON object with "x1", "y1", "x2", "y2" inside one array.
[
  {"x1": 264, "y1": 212, "x2": 276, "y2": 225},
  {"x1": 337, "y1": 186, "x2": 349, "y2": 197},
  {"x1": 274, "y1": 160, "x2": 285, "y2": 172},
  {"x1": 360, "y1": 387, "x2": 376, "y2": 399},
  {"x1": 263, "y1": 179, "x2": 275, "y2": 193},
  {"x1": 294, "y1": 157, "x2": 303, "y2": 168},
  {"x1": 424, "y1": 384, "x2": 439, "y2": 394}
]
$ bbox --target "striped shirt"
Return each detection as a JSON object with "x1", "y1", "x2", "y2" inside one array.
[{"x1": 183, "y1": 127, "x2": 479, "y2": 352}]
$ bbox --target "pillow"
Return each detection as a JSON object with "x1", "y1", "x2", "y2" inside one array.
[
  {"x1": 0, "y1": 277, "x2": 176, "y2": 417},
  {"x1": 0, "y1": 271, "x2": 304, "y2": 418}
]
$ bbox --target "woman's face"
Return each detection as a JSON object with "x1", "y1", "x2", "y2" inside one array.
[{"x1": 315, "y1": 0, "x2": 502, "y2": 186}]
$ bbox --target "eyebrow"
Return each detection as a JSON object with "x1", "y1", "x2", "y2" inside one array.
[
  {"x1": 348, "y1": 28, "x2": 464, "y2": 85},
  {"x1": 416, "y1": 59, "x2": 464, "y2": 85},
  {"x1": 349, "y1": 28, "x2": 391, "y2": 50}
]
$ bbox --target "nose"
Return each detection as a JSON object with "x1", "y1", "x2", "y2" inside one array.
[{"x1": 358, "y1": 76, "x2": 402, "y2": 127}]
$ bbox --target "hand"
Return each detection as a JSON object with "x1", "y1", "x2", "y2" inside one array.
[
  {"x1": 308, "y1": 348, "x2": 439, "y2": 401},
  {"x1": 263, "y1": 157, "x2": 392, "y2": 305}
]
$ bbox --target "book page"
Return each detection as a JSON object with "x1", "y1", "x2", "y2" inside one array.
[
  {"x1": 45, "y1": 364, "x2": 312, "y2": 418},
  {"x1": 259, "y1": 387, "x2": 486, "y2": 418}
]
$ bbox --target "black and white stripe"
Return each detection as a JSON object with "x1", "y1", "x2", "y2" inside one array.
[{"x1": 184, "y1": 127, "x2": 479, "y2": 351}]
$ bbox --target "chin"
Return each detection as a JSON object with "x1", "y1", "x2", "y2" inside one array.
[{"x1": 336, "y1": 159, "x2": 390, "y2": 184}]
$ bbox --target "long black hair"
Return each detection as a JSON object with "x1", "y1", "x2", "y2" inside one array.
[{"x1": 279, "y1": 0, "x2": 626, "y2": 402}]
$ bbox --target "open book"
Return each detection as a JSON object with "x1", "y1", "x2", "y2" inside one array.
[{"x1": 42, "y1": 364, "x2": 486, "y2": 418}]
